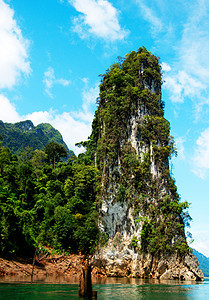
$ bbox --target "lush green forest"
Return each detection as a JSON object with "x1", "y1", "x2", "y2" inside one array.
[
  {"x1": 192, "y1": 249, "x2": 209, "y2": 277},
  {"x1": 0, "y1": 136, "x2": 101, "y2": 257},
  {"x1": 0, "y1": 120, "x2": 74, "y2": 159}
]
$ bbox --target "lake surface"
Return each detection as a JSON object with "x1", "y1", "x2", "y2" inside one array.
[{"x1": 0, "y1": 277, "x2": 208, "y2": 299}]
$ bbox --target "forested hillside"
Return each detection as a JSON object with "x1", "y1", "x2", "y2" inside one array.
[
  {"x1": 0, "y1": 120, "x2": 74, "y2": 159},
  {"x1": 192, "y1": 249, "x2": 209, "y2": 277},
  {"x1": 0, "y1": 137, "x2": 100, "y2": 257}
]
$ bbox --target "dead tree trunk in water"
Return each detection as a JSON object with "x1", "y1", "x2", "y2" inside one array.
[
  {"x1": 31, "y1": 243, "x2": 39, "y2": 282},
  {"x1": 78, "y1": 260, "x2": 97, "y2": 298}
]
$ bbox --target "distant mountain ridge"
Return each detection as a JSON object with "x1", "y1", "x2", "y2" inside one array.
[
  {"x1": 192, "y1": 249, "x2": 209, "y2": 277},
  {"x1": 0, "y1": 120, "x2": 75, "y2": 158}
]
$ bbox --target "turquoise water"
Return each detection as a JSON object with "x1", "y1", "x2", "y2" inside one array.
[{"x1": 0, "y1": 278, "x2": 208, "y2": 299}]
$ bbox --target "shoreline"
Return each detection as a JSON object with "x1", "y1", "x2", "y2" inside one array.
[
  {"x1": 0, "y1": 254, "x2": 105, "y2": 282},
  {"x1": 0, "y1": 275, "x2": 206, "y2": 286},
  {"x1": 0, "y1": 255, "x2": 205, "y2": 284}
]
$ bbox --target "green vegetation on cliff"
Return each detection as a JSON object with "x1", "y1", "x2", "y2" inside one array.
[
  {"x1": 86, "y1": 47, "x2": 191, "y2": 256},
  {"x1": 0, "y1": 120, "x2": 74, "y2": 159}
]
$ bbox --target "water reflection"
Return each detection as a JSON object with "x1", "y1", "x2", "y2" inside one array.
[
  {"x1": 95, "y1": 283, "x2": 191, "y2": 300},
  {"x1": 0, "y1": 276, "x2": 208, "y2": 300},
  {"x1": 0, "y1": 274, "x2": 206, "y2": 285},
  {"x1": 93, "y1": 276, "x2": 204, "y2": 286},
  {"x1": 94, "y1": 278, "x2": 207, "y2": 300}
]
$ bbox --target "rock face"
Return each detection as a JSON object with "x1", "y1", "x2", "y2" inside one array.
[
  {"x1": 94, "y1": 242, "x2": 204, "y2": 281},
  {"x1": 90, "y1": 47, "x2": 204, "y2": 281}
]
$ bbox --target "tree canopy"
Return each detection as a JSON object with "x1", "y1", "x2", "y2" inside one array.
[{"x1": 0, "y1": 140, "x2": 99, "y2": 257}]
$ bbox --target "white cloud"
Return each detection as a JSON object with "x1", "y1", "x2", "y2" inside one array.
[
  {"x1": 69, "y1": 0, "x2": 128, "y2": 41},
  {"x1": 136, "y1": 0, "x2": 162, "y2": 32},
  {"x1": 0, "y1": 94, "x2": 20, "y2": 122},
  {"x1": 163, "y1": 74, "x2": 184, "y2": 103},
  {"x1": 26, "y1": 110, "x2": 91, "y2": 155},
  {"x1": 175, "y1": 137, "x2": 185, "y2": 160},
  {"x1": 43, "y1": 67, "x2": 70, "y2": 98},
  {"x1": 76, "y1": 81, "x2": 99, "y2": 122},
  {"x1": 26, "y1": 79, "x2": 97, "y2": 154},
  {"x1": 163, "y1": 1, "x2": 209, "y2": 111},
  {"x1": 0, "y1": 0, "x2": 31, "y2": 89},
  {"x1": 43, "y1": 67, "x2": 55, "y2": 97},
  {"x1": 161, "y1": 62, "x2": 171, "y2": 72},
  {"x1": 56, "y1": 78, "x2": 70, "y2": 86},
  {"x1": 0, "y1": 81, "x2": 98, "y2": 155},
  {"x1": 26, "y1": 78, "x2": 99, "y2": 154},
  {"x1": 163, "y1": 70, "x2": 205, "y2": 103},
  {"x1": 23, "y1": 109, "x2": 54, "y2": 125},
  {"x1": 179, "y1": 1, "x2": 209, "y2": 81},
  {"x1": 192, "y1": 128, "x2": 209, "y2": 179},
  {"x1": 190, "y1": 229, "x2": 209, "y2": 257}
]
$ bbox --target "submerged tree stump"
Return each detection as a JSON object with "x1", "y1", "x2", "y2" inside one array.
[{"x1": 78, "y1": 260, "x2": 97, "y2": 298}]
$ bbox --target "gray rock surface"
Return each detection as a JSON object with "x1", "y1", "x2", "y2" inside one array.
[{"x1": 94, "y1": 241, "x2": 204, "y2": 281}]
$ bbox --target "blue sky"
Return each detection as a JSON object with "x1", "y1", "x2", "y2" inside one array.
[{"x1": 0, "y1": 0, "x2": 209, "y2": 256}]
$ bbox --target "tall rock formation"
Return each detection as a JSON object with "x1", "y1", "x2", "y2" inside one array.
[{"x1": 88, "y1": 47, "x2": 203, "y2": 280}]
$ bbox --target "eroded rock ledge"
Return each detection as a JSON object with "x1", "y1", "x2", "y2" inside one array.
[{"x1": 93, "y1": 243, "x2": 204, "y2": 281}]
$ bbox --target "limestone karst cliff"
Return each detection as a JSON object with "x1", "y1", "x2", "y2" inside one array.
[{"x1": 86, "y1": 47, "x2": 203, "y2": 280}]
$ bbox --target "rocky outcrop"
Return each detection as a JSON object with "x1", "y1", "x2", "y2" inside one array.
[
  {"x1": 91, "y1": 47, "x2": 204, "y2": 281},
  {"x1": 94, "y1": 242, "x2": 204, "y2": 281}
]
